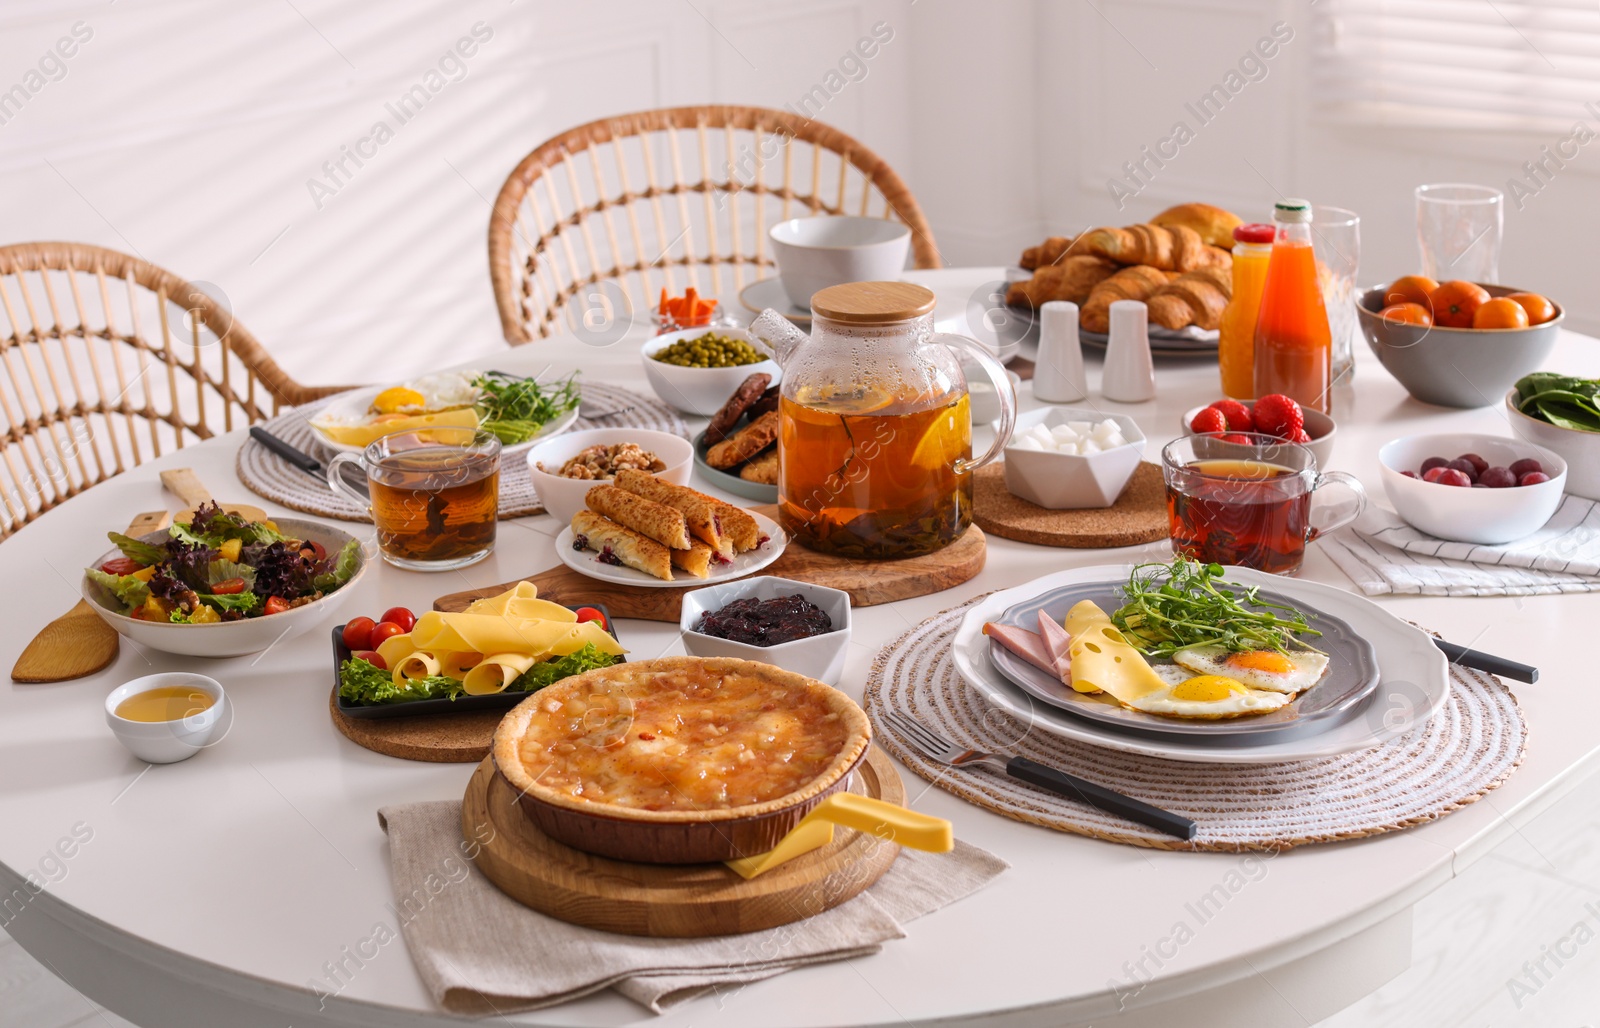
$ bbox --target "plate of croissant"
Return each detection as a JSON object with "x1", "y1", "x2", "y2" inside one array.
[{"x1": 1005, "y1": 202, "x2": 1242, "y2": 354}]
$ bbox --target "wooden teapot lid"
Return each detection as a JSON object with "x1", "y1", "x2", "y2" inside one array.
[{"x1": 810, "y1": 282, "x2": 936, "y2": 324}]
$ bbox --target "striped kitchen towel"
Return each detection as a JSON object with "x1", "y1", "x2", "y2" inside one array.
[{"x1": 1323, "y1": 495, "x2": 1600, "y2": 596}]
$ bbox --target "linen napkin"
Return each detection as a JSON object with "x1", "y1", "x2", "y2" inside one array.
[
  {"x1": 1322, "y1": 495, "x2": 1600, "y2": 596},
  {"x1": 377, "y1": 801, "x2": 1007, "y2": 1015}
]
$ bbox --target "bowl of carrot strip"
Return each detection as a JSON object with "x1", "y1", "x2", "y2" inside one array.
[{"x1": 652, "y1": 287, "x2": 735, "y2": 335}]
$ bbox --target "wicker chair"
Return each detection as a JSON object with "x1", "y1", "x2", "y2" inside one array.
[
  {"x1": 0, "y1": 242, "x2": 346, "y2": 538},
  {"x1": 489, "y1": 105, "x2": 941, "y2": 344}
]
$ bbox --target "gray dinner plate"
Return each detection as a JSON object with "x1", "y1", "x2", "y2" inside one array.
[{"x1": 987, "y1": 580, "x2": 1380, "y2": 743}]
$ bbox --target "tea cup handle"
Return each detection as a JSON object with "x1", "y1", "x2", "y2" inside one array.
[
  {"x1": 326, "y1": 452, "x2": 372, "y2": 509},
  {"x1": 1305, "y1": 470, "x2": 1367, "y2": 543},
  {"x1": 929, "y1": 332, "x2": 1017, "y2": 474}
]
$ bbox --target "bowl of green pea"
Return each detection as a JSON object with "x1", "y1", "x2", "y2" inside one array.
[{"x1": 641, "y1": 327, "x2": 782, "y2": 416}]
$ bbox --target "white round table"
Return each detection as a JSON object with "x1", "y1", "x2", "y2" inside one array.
[{"x1": 3, "y1": 268, "x2": 1597, "y2": 1028}]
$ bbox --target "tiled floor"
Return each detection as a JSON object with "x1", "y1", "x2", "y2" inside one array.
[{"x1": 5, "y1": 776, "x2": 1600, "y2": 1028}]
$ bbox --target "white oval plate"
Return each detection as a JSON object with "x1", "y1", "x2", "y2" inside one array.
[
  {"x1": 308, "y1": 379, "x2": 580, "y2": 456},
  {"x1": 951, "y1": 564, "x2": 1451, "y2": 764},
  {"x1": 554, "y1": 510, "x2": 787, "y2": 588}
]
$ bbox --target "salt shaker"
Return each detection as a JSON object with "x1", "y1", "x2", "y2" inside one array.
[
  {"x1": 1102, "y1": 300, "x2": 1156, "y2": 403},
  {"x1": 1032, "y1": 300, "x2": 1088, "y2": 404}
]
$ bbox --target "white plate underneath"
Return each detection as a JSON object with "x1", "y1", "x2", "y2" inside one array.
[
  {"x1": 308, "y1": 379, "x2": 581, "y2": 456},
  {"x1": 554, "y1": 510, "x2": 787, "y2": 588},
  {"x1": 950, "y1": 564, "x2": 1451, "y2": 764}
]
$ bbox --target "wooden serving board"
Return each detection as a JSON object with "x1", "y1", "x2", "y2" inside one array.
[
  {"x1": 328, "y1": 689, "x2": 501, "y2": 763},
  {"x1": 462, "y1": 747, "x2": 905, "y2": 937},
  {"x1": 435, "y1": 505, "x2": 986, "y2": 622},
  {"x1": 973, "y1": 461, "x2": 1171, "y2": 548}
]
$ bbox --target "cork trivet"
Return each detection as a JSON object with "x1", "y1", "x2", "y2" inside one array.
[
  {"x1": 329, "y1": 689, "x2": 502, "y2": 763},
  {"x1": 972, "y1": 461, "x2": 1169, "y2": 548}
]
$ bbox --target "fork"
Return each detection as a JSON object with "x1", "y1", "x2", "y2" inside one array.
[{"x1": 882, "y1": 711, "x2": 1197, "y2": 841}]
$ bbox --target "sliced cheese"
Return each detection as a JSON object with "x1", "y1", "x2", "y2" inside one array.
[
  {"x1": 462, "y1": 581, "x2": 576, "y2": 623},
  {"x1": 310, "y1": 406, "x2": 479, "y2": 447},
  {"x1": 1063, "y1": 600, "x2": 1169, "y2": 703},
  {"x1": 409, "y1": 611, "x2": 625, "y2": 660},
  {"x1": 462, "y1": 653, "x2": 538, "y2": 695},
  {"x1": 394, "y1": 650, "x2": 441, "y2": 686}
]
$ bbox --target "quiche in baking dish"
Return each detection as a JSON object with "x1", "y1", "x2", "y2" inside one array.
[{"x1": 492, "y1": 656, "x2": 871, "y2": 821}]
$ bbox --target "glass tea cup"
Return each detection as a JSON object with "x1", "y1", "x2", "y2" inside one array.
[
  {"x1": 1162, "y1": 433, "x2": 1365, "y2": 576},
  {"x1": 327, "y1": 427, "x2": 501, "y2": 571}
]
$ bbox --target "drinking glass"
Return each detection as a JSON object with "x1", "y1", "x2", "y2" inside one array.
[
  {"x1": 1415, "y1": 184, "x2": 1503, "y2": 283},
  {"x1": 1161, "y1": 434, "x2": 1365, "y2": 576},
  {"x1": 328, "y1": 427, "x2": 501, "y2": 571},
  {"x1": 1311, "y1": 206, "x2": 1359, "y2": 386}
]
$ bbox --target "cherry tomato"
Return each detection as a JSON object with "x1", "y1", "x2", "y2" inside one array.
[
  {"x1": 354, "y1": 650, "x2": 387, "y2": 670},
  {"x1": 210, "y1": 578, "x2": 247, "y2": 595},
  {"x1": 263, "y1": 596, "x2": 291, "y2": 615},
  {"x1": 299, "y1": 540, "x2": 327, "y2": 561},
  {"x1": 369, "y1": 621, "x2": 406, "y2": 647},
  {"x1": 573, "y1": 606, "x2": 607, "y2": 630},
  {"x1": 341, "y1": 616, "x2": 376, "y2": 650},
  {"x1": 380, "y1": 607, "x2": 416, "y2": 632},
  {"x1": 99, "y1": 557, "x2": 144, "y2": 576}
]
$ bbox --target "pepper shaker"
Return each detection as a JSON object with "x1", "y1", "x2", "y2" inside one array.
[
  {"x1": 1102, "y1": 300, "x2": 1156, "y2": 403},
  {"x1": 1033, "y1": 301, "x2": 1088, "y2": 404}
]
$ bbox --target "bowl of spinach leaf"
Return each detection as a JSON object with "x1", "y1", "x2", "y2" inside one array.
[{"x1": 1508, "y1": 373, "x2": 1600, "y2": 500}]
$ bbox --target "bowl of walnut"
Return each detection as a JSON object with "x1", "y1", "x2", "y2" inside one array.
[{"x1": 526, "y1": 429, "x2": 693, "y2": 525}]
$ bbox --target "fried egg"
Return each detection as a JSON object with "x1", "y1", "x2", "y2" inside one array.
[
  {"x1": 1120, "y1": 666, "x2": 1293, "y2": 719},
  {"x1": 370, "y1": 372, "x2": 479, "y2": 415},
  {"x1": 1170, "y1": 645, "x2": 1329, "y2": 695}
]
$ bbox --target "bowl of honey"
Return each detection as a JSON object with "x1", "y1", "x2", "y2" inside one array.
[{"x1": 105, "y1": 673, "x2": 228, "y2": 764}]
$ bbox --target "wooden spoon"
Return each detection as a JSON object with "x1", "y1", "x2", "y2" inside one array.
[
  {"x1": 159, "y1": 468, "x2": 269, "y2": 524},
  {"x1": 12, "y1": 510, "x2": 172, "y2": 683}
]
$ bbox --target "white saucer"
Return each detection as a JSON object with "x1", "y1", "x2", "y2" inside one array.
[
  {"x1": 739, "y1": 278, "x2": 812, "y2": 325},
  {"x1": 555, "y1": 509, "x2": 787, "y2": 587}
]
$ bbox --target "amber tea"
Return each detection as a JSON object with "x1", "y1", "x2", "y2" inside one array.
[
  {"x1": 329, "y1": 428, "x2": 501, "y2": 571},
  {"x1": 778, "y1": 392, "x2": 972, "y2": 560}
]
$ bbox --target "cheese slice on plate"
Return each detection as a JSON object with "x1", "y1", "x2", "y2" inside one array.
[
  {"x1": 1063, "y1": 600, "x2": 1169, "y2": 704},
  {"x1": 409, "y1": 610, "x2": 624, "y2": 660},
  {"x1": 309, "y1": 407, "x2": 479, "y2": 447}
]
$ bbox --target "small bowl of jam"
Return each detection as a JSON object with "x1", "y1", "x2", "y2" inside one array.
[
  {"x1": 679, "y1": 576, "x2": 852, "y2": 685},
  {"x1": 105, "y1": 672, "x2": 229, "y2": 764}
]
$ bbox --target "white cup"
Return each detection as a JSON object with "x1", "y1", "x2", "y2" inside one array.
[{"x1": 769, "y1": 215, "x2": 911, "y2": 309}]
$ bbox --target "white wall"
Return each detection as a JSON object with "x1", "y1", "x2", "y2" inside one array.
[{"x1": 1, "y1": 0, "x2": 1593, "y2": 394}]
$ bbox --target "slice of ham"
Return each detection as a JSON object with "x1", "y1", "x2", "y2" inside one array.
[
  {"x1": 983, "y1": 622, "x2": 1056, "y2": 678},
  {"x1": 1036, "y1": 611, "x2": 1074, "y2": 686}
]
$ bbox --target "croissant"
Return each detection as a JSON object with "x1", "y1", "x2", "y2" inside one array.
[
  {"x1": 1147, "y1": 267, "x2": 1233, "y2": 331},
  {"x1": 1150, "y1": 203, "x2": 1242, "y2": 249},
  {"x1": 1019, "y1": 236, "x2": 1077, "y2": 271},
  {"x1": 1005, "y1": 255, "x2": 1118, "y2": 308},
  {"x1": 1078, "y1": 223, "x2": 1231, "y2": 274},
  {"x1": 1079, "y1": 265, "x2": 1171, "y2": 333}
]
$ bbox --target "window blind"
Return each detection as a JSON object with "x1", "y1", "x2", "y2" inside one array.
[{"x1": 1313, "y1": 0, "x2": 1600, "y2": 131}]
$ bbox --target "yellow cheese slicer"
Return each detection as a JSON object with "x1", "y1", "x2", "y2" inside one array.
[{"x1": 725, "y1": 792, "x2": 953, "y2": 880}]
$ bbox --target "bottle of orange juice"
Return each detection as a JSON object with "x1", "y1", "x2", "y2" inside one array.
[
  {"x1": 1217, "y1": 223, "x2": 1274, "y2": 400},
  {"x1": 1253, "y1": 199, "x2": 1332, "y2": 413}
]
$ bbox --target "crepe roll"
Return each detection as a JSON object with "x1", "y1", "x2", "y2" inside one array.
[
  {"x1": 571, "y1": 510, "x2": 674, "y2": 581},
  {"x1": 585, "y1": 484, "x2": 691, "y2": 549},
  {"x1": 462, "y1": 653, "x2": 537, "y2": 695},
  {"x1": 708, "y1": 498, "x2": 761, "y2": 552},
  {"x1": 669, "y1": 540, "x2": 722, "y2": 579},
  {"x1": 614, "y1": 468, "x2": 731, "y2": 556}
]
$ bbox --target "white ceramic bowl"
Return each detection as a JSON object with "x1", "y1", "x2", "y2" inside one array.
[
  {"x1": 1180, "y1": 401, "x2": 1337, "y2": 469},
  {"x1": 678, "y1": 576, "x2": 852, "y2": 686},
  {"x1": 105, "y1": 672, "x2": 229, "y2": 764},
  {"x1": 1506, "y1": 387, "x2": 1600, "y2": 501},
  {"x1": 526, "y1": 427, "x2": 694, "y2": 526},
  {"x1": 1002, "y1": 407, "x2": 1146, "y2": 509},
  {"x1": 1378, "y1": 432, "x2": 1567, "y2": 544},
  {"x1": 640, "y1": 327, "x2": 781, "y2": 416},
  {"x1": 81, "y1": 518, "x2": 365, "y2": 658},
  {"x1": 768, "y1": 215, "x2": 911, "y2": 309}
]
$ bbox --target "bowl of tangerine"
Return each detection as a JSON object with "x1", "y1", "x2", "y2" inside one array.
[{"x1": 1356, "y1": 276, "x2": 1562, "y2": 409}]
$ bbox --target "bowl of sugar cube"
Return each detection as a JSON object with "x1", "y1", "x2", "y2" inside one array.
[{"x1": 1003, "y1": 408, "x2": 1145, "y2": 509}]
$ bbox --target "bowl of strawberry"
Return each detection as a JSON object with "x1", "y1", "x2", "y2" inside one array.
[
  {"x1": 1181, "y1": 395, "x2": 1336, "y2": 468},
  {"x1": 1378, "y1": 433, "x2": 1567, "y2": 544}
]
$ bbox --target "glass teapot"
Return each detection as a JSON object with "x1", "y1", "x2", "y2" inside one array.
[{"x1": 749, "y1": 281, "x2": 1016, "y2": 560}]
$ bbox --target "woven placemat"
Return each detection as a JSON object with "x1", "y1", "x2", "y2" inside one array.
[
  {"x1": 865, "y1": 596, "x2": 1527, "y2": 852},
  {"x1": 235, "y1": 383, "x2": 687, "y2": 522}
]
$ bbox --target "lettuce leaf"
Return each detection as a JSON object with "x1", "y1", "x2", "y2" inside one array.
[
  {"x1": 510, "y1": 644, "x2": 621, "y2": 691},
  {"x1": 85, "y1": 567, "x2": 150, "y2": 613},
  {"x1": 206, "y1": 558, "x2": 256, "y2": 590},
  {"x1": 170, "y1": 505, "x2": 285, "y2": 549},
  {"x1": 199, "y1": 591, "x2": 260, "y2": 613},
  {"x1": 339, "y1": 658, "x2": 464, "y2": 705},
  {"x1": 107, "y1": 532, "x2": 166, "y2": 566},
  {"x1": 312, "y1": 538, "x2": 362, "y2": 592}
]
